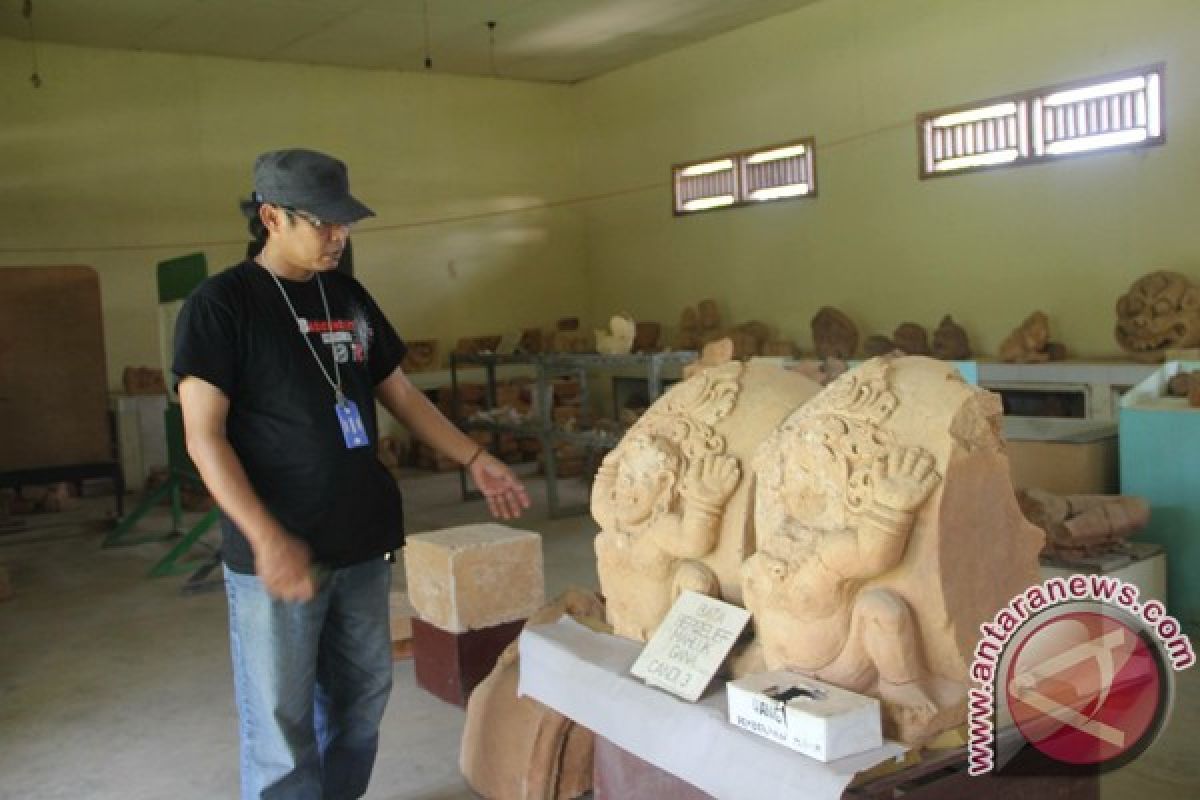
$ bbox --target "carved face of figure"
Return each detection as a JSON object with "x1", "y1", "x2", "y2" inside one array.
[
  {"x1": 1115, "y1": 271, "x2": 1200, "y2": 355},
  {"x1": 780, "y1": 431, "x2": 847, "y2": 531},
  {"x1": 610, "y1": 434, "x2": 680, "y2": 529}
]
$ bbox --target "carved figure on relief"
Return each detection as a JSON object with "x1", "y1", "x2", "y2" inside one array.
[
  {"x1": 743, "y1": 356, "x2": 1043, "y2": 745},
  {"x1": 592, "y1": 364, "x2": 741, "y2": 640},
  {"x1": 593, "y1": 361, "x2": 821, "y2": 641}
]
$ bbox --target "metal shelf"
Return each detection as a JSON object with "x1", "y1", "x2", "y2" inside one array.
[{"x1": 450, "y1": 350, "x2": 697, "y2": 517}]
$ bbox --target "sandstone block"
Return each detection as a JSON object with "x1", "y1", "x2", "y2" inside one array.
[{"x1": 403, "y1": 524, "x2": 544, "y2": 633}]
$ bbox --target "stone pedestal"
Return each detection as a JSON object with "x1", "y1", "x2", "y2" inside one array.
[
  {"x1": 412, "y1": 616, "x2": 526, "y2": 707},
  {"x1": 403, "y1": 524, "x2": 544, "y2": 633}
]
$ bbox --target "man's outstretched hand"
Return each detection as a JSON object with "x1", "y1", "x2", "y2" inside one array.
[{"x1": 469, "y1": 452, "x2": 532, "y2": 520}]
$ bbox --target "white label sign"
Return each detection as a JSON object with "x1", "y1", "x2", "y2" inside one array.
[{"x1": 630, "y1": 591, "x2": 751, "y2": 702}]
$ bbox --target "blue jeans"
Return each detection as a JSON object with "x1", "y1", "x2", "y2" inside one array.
[{"x1": 224, "y1": 558, "x2": 394, "y2": 800}]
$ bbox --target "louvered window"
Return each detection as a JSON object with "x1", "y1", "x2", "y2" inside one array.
[
  {"x1": 919, "y1": 65, "x2": 1164, "y2": 178},
  {"x1": 673, "y1": 138, "x2": 816, "y2": 215}
]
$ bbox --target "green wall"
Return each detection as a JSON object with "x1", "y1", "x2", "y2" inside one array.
[
  {"x1": 574, "y1": 0, "x2": 1200, "y2": 357},
  {"x1": 0, "y1": 40, "x2": 587, "y2": 389},
  {"x1": 4, "y1": 0, "x2": 1200, "y2": 390}
]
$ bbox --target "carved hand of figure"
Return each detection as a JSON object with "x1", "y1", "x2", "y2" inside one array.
[
  {"x1": 680, "y1": 453, "x2": 741, "y2": 510},
  {"x1": 871, "y1": 447, "x2": 939, "y2": 513}
]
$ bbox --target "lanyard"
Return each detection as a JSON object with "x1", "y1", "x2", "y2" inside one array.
[{"x1": 264, "y1": 265, "x2": 344, "y2": 404}]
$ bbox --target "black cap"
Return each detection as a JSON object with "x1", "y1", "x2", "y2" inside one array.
[{"x1": 253, "y1": 148, "x2": 374, "y2": 225}]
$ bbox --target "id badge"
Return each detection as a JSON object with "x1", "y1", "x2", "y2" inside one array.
[{"x1": 335, "y1": 399, "x2": 370, "y2": 449}]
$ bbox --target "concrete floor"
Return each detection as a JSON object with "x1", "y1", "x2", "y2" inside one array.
[{"x1": 1, "y1": 468, "x2": 1198, "y2": 799}]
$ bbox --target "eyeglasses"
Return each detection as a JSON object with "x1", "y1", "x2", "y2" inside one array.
[{"x1": 280, "y1": 206, "x2": 354, "y2": 233}]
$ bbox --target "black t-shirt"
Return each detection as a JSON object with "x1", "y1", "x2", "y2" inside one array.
[{"x1": 172, "y1": 260, "x2": 408, "y2": 574}]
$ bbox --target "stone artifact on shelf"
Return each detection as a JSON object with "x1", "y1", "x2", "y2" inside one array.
[
  {"x1": 681, "y1": 337, "x2": 734, "y2": 380},
  {"x1": 595, "y1": 314, "x2": 637, "y2": 355},
  {"x1": 930, "y1": 315, "x2": 971, "y2": 360},
  {"x1": 675, "y1": 306, "x2": 701, "y2": 351},
  {"x1": 742, "y1": 356, "x2": 1043, "y2": 746},
  {"x1": 593, "y1": 360, "x2": 821, "y2": 641},
  {"x1": 1017, "y1": 488, "x2": 1150, "y2": 560},
  {"x1": 547, "y1": 317, "x2": 591, "y2": 354},
  {"x1": 401, "y1": 339, "x2": 440, "y2": 372},
  {"x1": 517, "y1": 327, "x2": 544, "y2": 355},
  {"x1": 460, "y1": 589, "x2": 605, "y2": 800},
  {"x1": 633, "y1": 321, "x2": 661, "y2": 353},
  {"x1": 1166, "y1": 370, "x2": 1200, "y2": 407},
  {"x1": 722, "y1": 320, "x2": 772, "y2": 360},
  {"x1": 811, "y1": 306, "x2": 859, "y2": 359},
  {"x1": 786, "y1": 357, "x2": 848, "y2": 387},
  {"x1": 697, "y1": 298, "x2": 723, "y2": 341},
  {"x1": 1115, "y1": 270, "x2": 1200, "y2": 361},
  {"x1": 863, "y1": 334, "x2": 896, "y2": 358},
  {"x1": 455, "y1": 335, "x2": 504, "y2": 357},
  {"x1": 998, "y1": 311, "x2": 1062, "y2": 363},
  {"x1": 761, "y1": 337, "x2": 799, "y2": 358},
  {"x1": 892, "y1": 322, "x2": 930, "y2": 356}
]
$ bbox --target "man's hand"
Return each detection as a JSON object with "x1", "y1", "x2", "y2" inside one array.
[
  {"x1": 469, "y1": 451, "x2": 532, "y2": 520},
  {"x1": 255, "y1": 533, "x2": 318, "y2": 602}
]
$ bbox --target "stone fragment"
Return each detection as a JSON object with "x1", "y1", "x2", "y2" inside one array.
[
  {"x1": 863, "y1": 335, "x2": 896, "y2": 358},
  {"x1": 633, "y1": 321, "x2": 661, "y2": 353},
  {"x1": 460, "y1": 589, "x2": 605, "y2": 800},
  {"x1": 999, "y1": 311, "x2": 1052, "y2": 363},
  {"x1": 892, "y1": 322, "x2": 930, "y2": 356},
  {"x1": 811, "y1": 306, "x2": 858, "y2": 359},
  {"x1": 931, "y1": 315, "x2": 971, "y2": 360},
  {"x1": 595, "y1": 315, "x2": 636, "y2": 355},
  {"x1": 1115, "y1": 270, "x2": 1200, "y2": 361},
  {"x1": 1018, "y1": 488, "x2": 1149, "y2": 560},
  {"x1": 403, "y1": 524, "x2": 545, "y2": 633}
]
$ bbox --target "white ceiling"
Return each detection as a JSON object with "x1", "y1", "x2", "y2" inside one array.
[{"x1": 0, "y1": 0, "x2": 822, "y2": 84}]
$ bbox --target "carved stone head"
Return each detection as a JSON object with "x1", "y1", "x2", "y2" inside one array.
[
  {"x1": 602, "y1": 433, "x2": 681, "y2": 530},
  {"x1": 1115, "y1": 270, "x2": 1200, "y2": 358}
]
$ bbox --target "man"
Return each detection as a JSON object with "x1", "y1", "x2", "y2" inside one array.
[{"x1": 174, "y1": 148, "x2": 530, "y2": 799}]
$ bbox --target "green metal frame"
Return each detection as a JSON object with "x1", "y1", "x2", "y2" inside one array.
[{"x1": 105, "y1": 253, "x2": 221, "y2": 579}]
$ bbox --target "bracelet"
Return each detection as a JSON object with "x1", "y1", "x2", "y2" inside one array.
[{"x1": 465, "y1": 445, "x2": 485, "y2": 468}]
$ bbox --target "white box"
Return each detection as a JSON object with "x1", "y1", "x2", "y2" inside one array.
[{"x1": 727, "y1": 671, "x2": 882, "y2": 762}]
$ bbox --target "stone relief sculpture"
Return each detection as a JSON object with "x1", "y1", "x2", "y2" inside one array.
[
  {"x1": 742, "y1": 356, "x2": 1043, "y2": 745},
  {"x1": 931, "y1": 315, "x2": 971, "y2": 360},
  {"x1": 1115, "y1": 270, "x2": 1200, "y2": 360},
  {"x1": 593, "y1": 361, "x2": 821, "y2": 640},
  {"x1": 811, "y1": 306, "x2": 859, "y2": 359}
]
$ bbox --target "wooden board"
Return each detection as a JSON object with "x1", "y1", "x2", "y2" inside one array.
[{"x1": 0, "y1": 266, "x2": 111, "y2": 471}]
